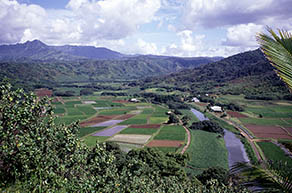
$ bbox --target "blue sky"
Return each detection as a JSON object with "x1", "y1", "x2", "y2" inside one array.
[{"x1": 1, "y1": 0, "x2": 292, "y2": 57}]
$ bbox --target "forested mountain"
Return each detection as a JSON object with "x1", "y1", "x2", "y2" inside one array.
[
  {"x1": 141, "y1": 49, "x2": 291, "y2": 99},
  {"x1": 0, "y1": 40, "x2": 220, "y2": 88}
]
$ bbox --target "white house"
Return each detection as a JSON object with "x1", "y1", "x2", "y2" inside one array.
[
  {"x1": 192, "y1": 97, "x2": 200, "y2": 103},
  {"x1": 210, "y1": 106, "x2": 223, "y2": 112},
  {"x1": 130, "y1": 98, "x2": 139, "y2": 102}
]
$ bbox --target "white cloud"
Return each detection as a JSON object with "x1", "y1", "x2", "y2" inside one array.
[
  {"x1": 182, "y1": 0, "x2": 292, "y2": 29},
  {"x1": 0, "y1": 0, "x2": 46, "y2": 44},
  {"x1": 0, "y1": 0, "x2": 161, "y2": 45},
  {"x1": 136, "y1": 39, "x2": 159, "y2": 55},
  {"x1": 222, "y1": 23, "x2": 264, "y2": 47}
]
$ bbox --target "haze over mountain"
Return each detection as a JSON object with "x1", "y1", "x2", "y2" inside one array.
[{"x1": 0, "y1": 40, "x2": 221, "y2": 88}]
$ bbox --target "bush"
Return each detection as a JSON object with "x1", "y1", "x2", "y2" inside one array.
[{"x1": 189, "y1": 120, "x2": 224, "y2": 135}]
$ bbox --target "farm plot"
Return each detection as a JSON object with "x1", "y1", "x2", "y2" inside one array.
[
  {"x1": 257, "y1": 142, "x2": 292, "y2": 166},
  {"x1": 64, "y1": 101, "x2": 82, "y2": 107},
  {"x1": 83, "y1": 136, "x2": 109, "y2": 147},
  {"x1": 66, "y1": 107, "x2": 84, "y2": 116},
  {"x1": 149, "y1": 117, "x2": 168, "y2": 124},
  {"x1": 120, "y1": 127, "x2": 158, "y2": 135},
  {"x1": 146, "y1": 140, "x2": 183, "y2": 147},
  {"x1": 98, "y1": 108, "x2": 135, "y2": 115},
  {"x1": 78, "y1": 126, "x2": 106, "y2": 137},
  {"x1": 82, "y1": 100, "x2": 96, "y2": 104},
  {"x1": 92, "y1": 125, "x2": 128, "y2": 136},
  {"x1": 80, "y1": 115, "x2": 117, "y2": 127},
  {"x1": 53, "y1": 107, "x2": 65, "y2": 114},
  {"x1": 239, "y1": 118, "x2": 291, "y2": 127},
  {"x1": 108, "y1": 134, "x2": 152, "y2": 144},
  {"x1": 130, "y1": 124, "x2": 161, "y2": 129},
  {"x1": 227, "y1": 111, "x2": 248, "y2": 118},
  {"x1": 55, "y1": 115, "x2": 88, "y2": 125},
  {"x1": 186, "y1": 130, "x2": 228, "y2": 175},
  {"x1": 246, "y1": 105, "x2": 292, "y2": 118},
  {"x1": 119, "y1": 114, "x2": 148, "y2": 125},
  {"x1": 154, "y1": 125, "x2": 186, "y2": 141},
  {"x1": 244, "y1": 124, "x2": 292, "y2": 139},
  {"x1": 90, "y1": 120, "x2": 124, "y2": 127},
  {"x1": 76, "y1": 105, "x2": 96, "y2": 116}
]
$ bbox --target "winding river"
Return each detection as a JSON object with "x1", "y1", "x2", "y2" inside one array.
[{"x1": 190, "y1": 108, "x2": 249, "y2": 168}]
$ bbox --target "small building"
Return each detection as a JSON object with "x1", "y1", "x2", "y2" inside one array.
[
  {"x1": 192, "y1": 97, "x2": 200, "y2": 103},
  {"x1": 210, "y1": 106, "x2": 223, "y2": 112},
  {"x1": 130, "y1": 98, "x2": 139, "y2": 103}
]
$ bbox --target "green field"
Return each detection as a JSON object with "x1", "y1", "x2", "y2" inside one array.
[
  {"x1": 98, "y1": 108, "x2": 132, "y2": 115},
  {"x1": 119, "y1": 118, "x2": 147, "y2": 125},
  {"x1": 149, "y1": 117, "x2": 168, "y2": 124},
  {"x1": 82, "y1": 136, "x2": 109, "y2": 147},
  {"x1": 53, "y1": 107, "x2": 65, "y2": 114},
  {"x1": 55, "y1": 115, "x2": 88, "y2": 125},
  {"x1": 239, "y1": 117, "x2": 291, "y2": 127},
  {"x1": 78, "y1": 126, "x2": 106, "y2": 137},
  {"x1": 76, "y1": 105, "x2": 97, "y2": 116},
  {"x1": 186, "y1": 130, "x2": 228, "y2": 175},
  {"x1": 180, "y1": 109, "x2": 199, "y2": 125},
  {"x1": 119, "y1": 127, "x2": 158, "y2": 135},
  {"x1": 154, "y1": 125, "x2": 186, "y2": 141},
  {"x1": 257, "y1": 142, "x2": 292, "y2": 166},
  {"x1": 66, "y1": 107, "x2": 84, "y2": 116},
  {"x1": 246, "y1": 105, "x2": 292, "y2": 118}
]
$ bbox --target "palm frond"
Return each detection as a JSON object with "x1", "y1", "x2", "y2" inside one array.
[
  {"x1": 231, "y1": 161, "x2": 292, "y2": 192},
  {"x1": 257, "y1": 27, "x2": 292, "y2": 92}
]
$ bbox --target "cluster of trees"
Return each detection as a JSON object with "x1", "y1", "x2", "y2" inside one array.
[
  {"x1": 189, "y1": 120, "x2": 225, "y2": 136},
  {"x1": 0, "y1": 82, "x2": 252, "y2": 192}
]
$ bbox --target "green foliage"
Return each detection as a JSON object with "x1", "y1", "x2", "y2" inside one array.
[
  {"x1": 197, "y1": 167, "x2": 229, "y2": 185},
  {"x1": 167, "y1": 113, "x2": 180, "y2": 124},
  {"x1": 189, "y1": 120, "x2": 224, "y2": 135}
]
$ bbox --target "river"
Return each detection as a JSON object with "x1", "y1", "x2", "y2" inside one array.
[{"x1": 190, "y1": 108, "x2": 249, "y2": 168}]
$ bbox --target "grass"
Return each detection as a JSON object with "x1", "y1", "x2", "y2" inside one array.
[
  {"x1": 82, "y1": 136, "x2": 109, "y2": 147},
  {"x1": 66, "y1": 107, "x2": 84, "y2": 116},
  {"x1": 55, "y1": 115, "x2": 88, "y2": 125},
  {"x1": 119, "y1": 127, "x2": 158, "y2": 135},
  {"x1": 257, "y1": 142, "x2": 292, "y2": 166},
  {"x1": 154, "y1": 125, "x2": 185, "y2": 141},
  {"x1": 64, "y1": 101, "x2": 82, "y2": 107},
  {"x1": 78, "y1": 126, "x2": 106, "y2": 137},
  {"x1": 186, "y1": 130, "x2": 228, "y2": 175},
  {"x1": 119, "y1": 118, "x2": 147, "y2": 125},
  {"x1": 149, "y1": 117, "x2": 168, "y2": 124},
  {"x1": 180, "y1": 109, "x2": 199, "y2": 125},
  {"x1": 77, "y1": 105, "x2": 97, "y2": 116},
  {"x1": 141, "y1": 108, "x2": 154, "y2": 114},
  {"x1": 246, "y1": 105, "x2": 292, "y2": 118},
  {"x1": 239, "y1": 117, "x2": 291, "y2": 127},
  {"x1": 98, "y1": 109, "x2": 131, "y2": 115},
  {"x1": 53, "y1": 107, "x2": 65, "y2": 114}
]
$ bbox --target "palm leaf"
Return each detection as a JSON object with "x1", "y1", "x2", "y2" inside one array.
[
  {"x1": 231, "y1": 161, "x2": 292, "y2": 192},
  {"x1": 257, "y1": 27, "x2": 292, "y2": 92}
]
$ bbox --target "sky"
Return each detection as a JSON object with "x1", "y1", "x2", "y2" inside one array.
[{"x1": 1, "y1": 0, "x2": 292, "y2": 57}]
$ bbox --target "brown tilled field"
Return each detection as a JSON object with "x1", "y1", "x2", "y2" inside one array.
[
  {"x1": 130, "y1": 124, "x2": 161, "y2": 129},
  {"x1": 227, "y1": 111, "x2": 248, "y2": 118},
  {"x1": 80, "y1": 115, "x2": 117, "y2": 127},
  {"x1": 146, "y1": 140, "x2": 184, "y2": 147},
  {"x1": 244, "y1": 124, "x2": 292, "y2": 139}
]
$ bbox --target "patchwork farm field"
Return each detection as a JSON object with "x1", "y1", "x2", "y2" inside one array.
[
  {"x1": 215, "y1": 95, "x2": 292, "y2": 140},
  {"x1": 52, "y1": 95, "x2": 186, "y2": 153}
]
